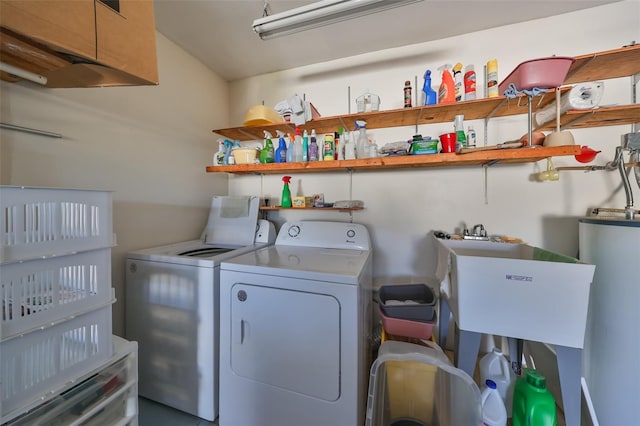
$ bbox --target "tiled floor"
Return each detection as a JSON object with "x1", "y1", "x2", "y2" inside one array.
[{"x1": 138, "y1": 397, "x2": 217, "y2": 426}]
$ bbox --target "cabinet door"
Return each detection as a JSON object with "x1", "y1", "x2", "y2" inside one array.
[
  {"x1": 0, "y1": 0, "x2": 96, "y2": 60},
  {"x1": 95, "y1": 0, "x2": 158, "y2": 85}
]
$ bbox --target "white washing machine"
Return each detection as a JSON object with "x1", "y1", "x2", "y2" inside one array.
[
  {"x1": 219, "y1": 220, "x2": 373, "y2": 426},
  {"x1": 125, "y1": 196, "x2": 275, "y2": 421}
]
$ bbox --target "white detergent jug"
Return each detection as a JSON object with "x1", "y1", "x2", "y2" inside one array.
[
  {"x1": 479, "y1": 348, "x2": 513, "y2": 415},
  {"x1": 481, "y1": 379, "x2": 507, "y2": 426}
]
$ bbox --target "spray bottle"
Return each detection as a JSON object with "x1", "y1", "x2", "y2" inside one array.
[
  {"x1": 223, "y1": 139, "x2": 234, "y2": 165},
  {"x1": 464, "y1": 65, "x2": 477, "y2": 100},
  {"x1": 302, "y1": 129, "x2": 309, "y2": 162},
  {"x1": 344, "y1": 130, "x2": 357, "y2": 160},
  {"x1": 355, "y1": 120, "x2": 369, "y2": 159},
  {"x1": 281, "y1": 175, "x2": 292, "y2": 208},
  {"x1": 454, "y1": 114, "x2": 467, "y2": 147},
  {"x1": 422, "y1": 70, "x2": 437, "y2": 105},
  {"x1": 275, "y1": 130, "x2": 287, "y2": 163},
  {"x1": 337, "y1": 128, "x2": 346, "y2": 160},
  {"x1": 260, "y1": 131, "x2": 275, "y2": 163},
  {"x1": 214, "y1": 139, "x2": 226, "y2": 166},
  {"x1": 438, "y1": 64, "x2": 456, "y2": 104},
  {"x1": 286, "y1": 133, "x2": 294, "y2": 163},
  {"x1": 309, "y1": 129, "x2": 319, "y2": 161},
  {"x1": 453, "y1": 63, "x2": 464, "y2": 102},
  {"x1": 293, "y1": 127, "x2": 303, "y2": 162}
]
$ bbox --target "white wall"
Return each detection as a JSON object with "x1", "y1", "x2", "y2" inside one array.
[
  {"x1": 227, "y1": 1, "x2": 639, "y2": 288},
  {"x1": 0, "y1": 33, "x2": 230, "y2": 335}
]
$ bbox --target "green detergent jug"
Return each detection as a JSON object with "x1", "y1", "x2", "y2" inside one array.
[{"x1": 512, "y1": 369, "x2": 557, "y2": 426}]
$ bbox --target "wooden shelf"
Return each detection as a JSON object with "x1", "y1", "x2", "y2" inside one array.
[
  {"x1": 260, "y1": 206, "x2": 363, "y2": 211},
  {"x1": 212, "y1": 45, "x2": 640, "y2": 142},
  {"x1": 206, "y1": 145, "x2": 581, "y2": 174}
]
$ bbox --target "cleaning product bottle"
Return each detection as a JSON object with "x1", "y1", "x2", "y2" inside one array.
[
  {"x1": 275, "y1": 130, "x2": 287, "y2": 163},
  {"x1": 479, "y1": 348, "x2": 513, "y2": 413},
  {"x1": 344, "y1": 130, "x2": 356, "y2": 160},
  {"x1": 454, "y1": 114, "x2": 467, "y2": 147},
  {"x1": 259, "y1": 131, "x2": 275, "y2": 163},
  {"x1": 286, "y1": 133, "x2": 294, "y2": 163},
  {"x1": 481, "y1": 379, "x2": 508, "y2": 426},
  {"x1": 404, "y1": 80, "x2": 412, "y2": 108},
  {"x1": 294, "y1": 127, "x2": 303, "y2": 162},
  {"x1": 422, "y1": 69, "x2": 437, "y2": 105},
  {"x1": 337, "y1": 128, "x2": 346, "y2": 160},
  {"x1": 438, "y1": 64, "x2": 456, "y2": 104},
  {"x1": 309, "y1": 129, "x2": 319, "y2": 161},
  {"x1": 323, "y1": 133, "x2": 335, "y2": 161},
  {"x1": 487, "y1": 58, "x2": 499, "y2": 98},
  {"x1": 464, "y1": 64, "x2": 477, "y2": 100},
  {"x1": 355, "y1": 120, "x2": 369, "y2": 159},
  {"x1": 302, "y1": 129, "x2": 309, "y2": 162},
  {"x1": 453, "y1": 62, "x2": 464, "y2": 102},
  {"x1": 223, "y1": 139, "x2": 234, "y2": 165},
  {"x1": 512, "y1": 369, "x2": 557, "y2": 426},
  {"x1": 466, "y1": 125, "x2": 477, "y2": 148},
  {"x1": 214, "y1": 139, "x2": 226, "y2": 166},
  {"x1": 281, "y1": 175, "x2": 292, "y2": 208}
]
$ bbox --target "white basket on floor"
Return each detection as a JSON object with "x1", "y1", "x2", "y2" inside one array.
[
  {"x1": 1, "y1": 248, "x2": 114, "y2": 340},
  {"x1": 0, "y1": 186, "x2": 113, "y2": 263},
  {"x1": 1, "y1": 301, "x2": 114, "y2": 419}
]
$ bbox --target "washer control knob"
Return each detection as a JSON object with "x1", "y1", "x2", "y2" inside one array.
[
  {"x1": 237, "y1": 290, "x2": 247, "y2": 302},
  {"x1": 288, "y1": 225, "x2": 301, "y2": 238},
  {"x1": 347, "y1": 229, "x2": 356, "y2": 238}
]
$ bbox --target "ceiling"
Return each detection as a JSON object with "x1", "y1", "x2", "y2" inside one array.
[{"x1": 153, "y1": 0, "x2": 619, "y2": 82}]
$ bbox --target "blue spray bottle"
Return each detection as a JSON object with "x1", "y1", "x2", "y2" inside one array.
[
  {"x1": 223, "y1": 139, "x2": 234, "y2": 165},
  {"x1": 423, "y1": 70, "x2": 437, "y2": 105},
  {"x1": 275, "y1": 130, "x2": 287, "y2": 163}
]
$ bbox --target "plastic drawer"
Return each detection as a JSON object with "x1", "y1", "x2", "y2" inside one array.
[
  {"x1": 0, "y1": 186, "x2": 113, "y2": 264},
  {"x1": 378, "y1": 284, "x2": 436, "y2": 322},
  {"x1": 1, "y1": 303, "x2": 114, "y2": 420},
  {"x1": 1, "y1": 248, "x2": 114, "y2": 340},
  {"x1": 378, "y1": 305, "x2": 437, "y2": 340}
]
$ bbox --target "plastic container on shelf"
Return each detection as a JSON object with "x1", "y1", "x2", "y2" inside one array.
[
  {"x1": 378, "y1": 284, "x2": 436, "y2": 322},
  {"x1": 0, "y1": 186, "x2": 113, "y2": 264},
  {"x1": 498, "y1": 56, "x2": 575, "y2": 95},
  {"x1": 1, "y1": 301, "x2": 115, "y2": 420},
  {"x1": 481, "y1": 379, "x2": 507, "y2": 426},
  {"x1": 1, "y1": 247, "x2": 114, "y2": 340},
  {"x1": 378, "y1": 305, "x2": 436, "y2": 340},
  {"x1": 366, "y1": 340, "x2": 482, "y2": 426}
]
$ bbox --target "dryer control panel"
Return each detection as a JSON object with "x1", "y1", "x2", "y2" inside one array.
[{"x1": 275, "y1": 221, "x2": 371, "y2": 250}]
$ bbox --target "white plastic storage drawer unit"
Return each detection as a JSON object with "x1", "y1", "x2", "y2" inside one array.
[
  {"x1": 1, "y1": 248, "x2": 114, "y2": 340},
  {"x1": 1, "y1": 302, "x2": 115, "y2": 421},
  {"x1": 0, "y1": 186, "x2": 113, "y2": 263},
  {"x1": 3, "y1": 336, "x2": 138, "y2": 426}
]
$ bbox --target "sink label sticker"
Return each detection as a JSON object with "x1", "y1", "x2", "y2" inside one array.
[{"x1": 505, "y1": 274, "x2": 533, "y2": 282}]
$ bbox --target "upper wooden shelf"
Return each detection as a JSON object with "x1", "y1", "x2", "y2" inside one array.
[
  {"x1": 212, "y1": 45, "x2": 640, "y2": 142},
  {"x1": 206, "y1": 145, "x2": 581, "y2": 175}
]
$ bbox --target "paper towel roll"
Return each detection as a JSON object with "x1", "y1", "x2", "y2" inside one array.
[{"x1": 535, "y1": 81, "x2": 605, "y2": 126}]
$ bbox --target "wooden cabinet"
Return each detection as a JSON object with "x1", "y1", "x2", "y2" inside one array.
[
  {"x1": 0, "y1": 0, "x2": 158, "y2": 87},
  {"x1": 0, "y1": 0, "x2": 96, "y2": 60},
  {"x1": 95, "y1": 0, "x2": 158, "y2": 86},
  {"x1": 208, "y1": 45, "x2": 640, "y2": 174}
]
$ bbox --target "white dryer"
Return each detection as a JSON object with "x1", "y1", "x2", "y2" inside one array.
[
  {"x1": 125, "y1": 196, "x2": 275, "y2": 421},
  {"x1": 219, "y1": 220, "x2": 373, "y2": 426}
]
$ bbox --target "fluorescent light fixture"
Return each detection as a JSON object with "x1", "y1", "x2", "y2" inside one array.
[
  {"x1": 0, "y1": 61, "x2": 48, "y2": 85},
  {"x1": 253, "y1": 0, "x2": 423, "y2": 40}
]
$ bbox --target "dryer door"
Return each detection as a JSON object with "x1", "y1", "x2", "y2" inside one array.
[{"x1": 230, "y1": 282, "x2": 340, "y2": 401}]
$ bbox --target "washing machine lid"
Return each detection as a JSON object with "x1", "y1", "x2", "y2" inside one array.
[
  {"x1": 221, "y1": 245, "x2": 371, "y2": 285},
  {"x1": 204, "y1": 195, "x2": 260, "y2": 246}
]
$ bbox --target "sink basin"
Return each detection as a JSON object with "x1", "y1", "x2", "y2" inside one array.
[{"x1": 435, "y1": 238, "x2": 595, "y2": 348}]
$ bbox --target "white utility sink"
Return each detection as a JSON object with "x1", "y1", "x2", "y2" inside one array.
[{"x1": 435, "y1": 237, "x2": 595, "y2": 348}]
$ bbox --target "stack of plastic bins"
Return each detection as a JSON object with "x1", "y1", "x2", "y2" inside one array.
[
  {"x1": 0, "y1": 186, "x2": 116, "y2": 423},
  {"x1": 377, "y1": 284, "x2": 437, "y2": 340},
  {"x1": 366, "y1": 340, "x2": 482, "y2": 426}
]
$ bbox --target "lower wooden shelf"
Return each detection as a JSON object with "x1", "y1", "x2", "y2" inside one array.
[
  {"x1": 260, "y1": 206, "x2": 363, "y2": 211},
  {"x1": 205, "y1": 145, "x2": 581, "y2": 175}
]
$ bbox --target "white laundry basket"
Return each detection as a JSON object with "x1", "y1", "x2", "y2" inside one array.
[
  {"x1": 0, "y1": 186, "x2": 113, "y2": 263},
  {"x1": 1, "y1": 248, "x2": 114, "y2": 340}
]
